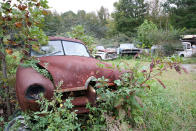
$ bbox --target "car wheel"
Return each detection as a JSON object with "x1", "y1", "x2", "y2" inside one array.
[
  {"x1": 5, "y1": 116, "x2": 30, "y2": 131},
  {"x1": 180, "y1": 54, "x2": 184, "y2": 57},
  {"x1": 96, "y1": 56, "x2": 102, "y2": 60}
]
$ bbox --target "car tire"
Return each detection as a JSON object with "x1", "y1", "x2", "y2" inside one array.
[
  {"x1": 180, "y1": 54, "x2": 184, "y2": 57},
  {"x1": 96, "y1": 56, "x2": 102, "y2": 60},
  {"x1": 4, "y1": 116, "x2": 30, "y2": 131}
]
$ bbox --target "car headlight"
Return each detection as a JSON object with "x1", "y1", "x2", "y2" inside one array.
[{"x1": 25, "y1": 84, "x2": 45, "y2": 100}]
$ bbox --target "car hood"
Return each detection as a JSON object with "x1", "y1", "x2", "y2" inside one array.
[{"x1": 38, "y1": 56, "x2": 121, "y2": 90}]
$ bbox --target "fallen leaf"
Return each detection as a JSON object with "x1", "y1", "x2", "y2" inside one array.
[
  {"x1": 5, "y1": 49, "x2": 13, "y2": 55},
  {"x1": 18, "y1": 4, "x2": 27, "y2": 11},
  {"x1": 15, "y1": 22, "x2": 22, "y2": 28},
  {"x1": 42, "y1": 10, "x2": 48, "y2": 15}
]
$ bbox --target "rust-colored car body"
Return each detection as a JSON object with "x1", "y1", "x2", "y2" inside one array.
[{"x1": 15, "y1": 37, "x2": 121, "y2": 113}]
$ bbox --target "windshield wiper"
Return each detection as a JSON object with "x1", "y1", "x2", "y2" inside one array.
[{"x1": 47, "y1": 51, "x2": 62, "y2": 56}]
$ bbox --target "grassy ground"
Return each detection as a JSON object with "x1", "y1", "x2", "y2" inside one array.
[
  {"x1": 182, "y1": 57, "x2": 196, "y2": 64},
  {"x1": 110, "y1": 58, "x2": 196, "y2": 131},
  {"x1": 143, "y1": 70, "x2": 196, "y2": 131}
]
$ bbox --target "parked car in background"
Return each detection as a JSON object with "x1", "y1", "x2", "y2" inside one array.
[
  {"x1": 15, "y1": 37, "x2": 122, "y2": 114},
  {"x1": 151, "y1": 42, "x2": 196, "y2": 57},
  {"x1": 178, "y1": 42, "x2": 196, "y2": 57},
  {"x1": 117, "y1": 43, "x2": 142, "y2": 56},
  {"x1": 94, "y1": 46, "x2": 117, "y2": 60}
]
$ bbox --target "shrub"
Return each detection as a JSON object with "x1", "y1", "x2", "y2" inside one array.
[
  {"x1": 137, "y1": 20, "x2": 185, "y2": 57},
  {"x1": 0, "y1": 117, "x2": 4, "y2": 130},
  {"x1": 137, "y1": 20, "x2": 158, "y2": 48},
  {"x1": 20, "y1": 81, "x2": 80, "y2": 131},
  {"x1": 87, "y1": 56, "x2": 184, "y2": 129}
]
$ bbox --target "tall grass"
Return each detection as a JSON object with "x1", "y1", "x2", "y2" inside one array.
[
  {"x1": 142, "y1": 71, "x2": 196, "y2": 130},
  {"x1": 110, "y1": 58, "x2": 196, "y2": 130}
]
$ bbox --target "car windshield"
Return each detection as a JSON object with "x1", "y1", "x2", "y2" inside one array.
[
  {"x1": 96, "y1": 46, "x2": 105, "y2": 50},
  {"x1": 120, "y1": 44, "x2": 134, "y2": 49},
  {"x1": 31, "y1": 40, "x2": 90, "y2": 57},
  {"x1": 62, "y1": 41, "x2": 90, "y2": 57}
]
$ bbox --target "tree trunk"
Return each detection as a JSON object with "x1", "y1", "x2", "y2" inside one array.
[
  {"x1": 0, "y1": 36, "x2": 12, "y2": 118},
  {"x1": 1, "y1": 56, "x2": 12, "y2": 118}
]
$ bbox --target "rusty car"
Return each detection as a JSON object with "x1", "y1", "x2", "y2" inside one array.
[{"x1": 15, "y1": 37, "x2": 121, "y2": 114}]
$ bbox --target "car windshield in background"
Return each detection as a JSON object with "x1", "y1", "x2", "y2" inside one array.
[
  {"x1": 120, "y1": 44, "x2": 134, "y2": 49},
  {"x1": 96, "y1": 46, "x2": 105, "y2": 50},
  {"x1": 31, "y1": 40, "x2": 90, "y2": 57}
]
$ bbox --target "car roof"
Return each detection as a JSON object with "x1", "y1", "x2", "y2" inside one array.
[{"x1": 49, "y1": 37, "x2": 84, "y2": 44}]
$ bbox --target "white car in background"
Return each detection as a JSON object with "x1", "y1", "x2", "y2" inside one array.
[
  {"x1": 94, "y1": 46, "x2": 117, "y2": 60},
  {"x1": 118, "y1": 43, "x2": 142, "y2": 56},
  {"x1": 178, "y1": 42, "x2": 196, "y2": 57}
]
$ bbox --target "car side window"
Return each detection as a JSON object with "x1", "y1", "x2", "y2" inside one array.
[
  {"x1": 31, "y1": 40, "x2": 64, "y2": 57},
  {"x1": 46, "y1": 41, "x2": 64, "y2": 55},
  {"x1": 62, "y1": 41, "x2": 90, "y2": 57},
  {"x1": 187, "y1": 44, "x2": 191, "y2": 49}
]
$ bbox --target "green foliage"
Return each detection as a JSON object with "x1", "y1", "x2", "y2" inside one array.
[
  {"x1": 21, "y1": 58, "x2": 52, "y2": 80},
  {"x1": 0, "y1": 51, "x2": 22, "y2": 109},
  {"x1": 137, "y1": 20, "x2": 158, "y2": 48},
  {"x1": 43, "y1": 9, "x2": 108, "y2": 38},
  {"x1": 0, "y1": 0, "x2": 49, "y2": 46},
  {"x1": 97, "y1": 33, "x2": 131, "y2": 47},
  {"x1": 0, "y1": 116, "x2": 4, "y2": 130},
  {"x1": 182, "y1": 57, "x2": 196, "y2": 64},
  {"x1": 43, "y1": 11, "x2": 65, "y2": 36},
  {"x1": 16, "y1": 82, "x2": 80, "y2": 130},
  {"x1": 0, "y1": 0, "x2": 49, "y2": 119},
  {"x1": 5, "y1": 51, "x2": 22, "y2": 75},
  {"x1": 109, "y1": 57, "x2": 196, "y2": 130},
  {"x1": 141, "y1": 72, "x2": 196, "y2": 130},
  {"x1": 66, "y1": 25, "x2": 96, "y2": 53},
  {"x1": 184, "y1": 28, "x2": 196, "y2": 34},
  {"x1": 137, "y1": 19, "x2": 185, "y2": 51},
  {"x1": 29, "y1": 27, "x2": 48, "y2": 46},
  {"x1": 164, "y1": 0, "x2": 196, "y2": 29},
  {"x1": 85, "y1": 56, "x2": 184, "y2": 129},
  {"x1": 112, "y1": 0, "x2": 148, "y2": 36}
]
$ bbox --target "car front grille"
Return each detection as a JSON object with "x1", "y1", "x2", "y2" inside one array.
[{"x1": 60, "y1": 86, "x2": 96, "y2": 114}]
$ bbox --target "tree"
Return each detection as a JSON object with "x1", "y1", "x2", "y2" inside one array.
[
  {"x1": 43, "y1": 11, "x2": 64, "y2": 36},
  {"x1": 137, "y1": 19, "x2": 184, "y2": 55},
  {"x1": 112, "y1": 0, "x2": 148, "y2": 36},
  {"x1": 42, "y1": 10, "x2": 108, "y2": 39},
  {"x1": 66, "y1": 25, "x2": 95, "y2": 50},
  {"x1": 0, "y1": 0, "x2": 48, "y2": 118},
  {"x1": 164, "y1": 0, "x2": 196, "y2": 31},
  {"x1": 146, "y1": 0, "x2": 169, "y2": 29},
  {"x1": 97, "y1": 6, "x2": 109, "y2": 24},
  {"x1": 137, "y1": 20, "x2": 158, "y2": 48}
]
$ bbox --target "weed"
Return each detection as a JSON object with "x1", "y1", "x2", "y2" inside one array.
[{"x1": 20, "y1": 81, "x2": 80, "y2": 131}]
